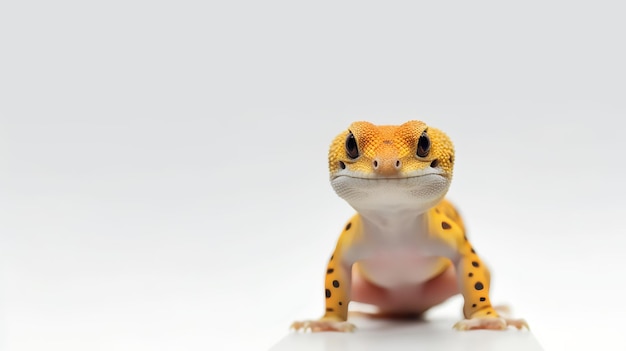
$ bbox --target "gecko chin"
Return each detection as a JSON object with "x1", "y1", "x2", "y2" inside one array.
[{"x1": 330, "y1": 174, "x2": 450, "y2": 213}]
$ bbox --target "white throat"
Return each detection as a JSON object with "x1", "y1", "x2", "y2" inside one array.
[
  {"x1": 357, "y1": 208, "x2": 429, "y2": 242},
  {"x1": 331, "y1": 174, "x2": 450, "y2": 242}
]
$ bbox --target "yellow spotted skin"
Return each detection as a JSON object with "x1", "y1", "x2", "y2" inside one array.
[
  {"x1": 292, "y1": 120, "x2": 527, "y2": 332},
  {"x1": 427, "y1": 200, "x2": 497, "y2": 319}
]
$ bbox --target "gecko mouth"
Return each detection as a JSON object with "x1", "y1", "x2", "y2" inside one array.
[
  {"x1": 330, "y1": 173, "x2": 451, "y2": 211},
  {"x1": 331, "y1": 173, "x2": 446, "y2": 181}
]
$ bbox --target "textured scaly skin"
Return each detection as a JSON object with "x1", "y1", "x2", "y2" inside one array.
[{"x1": 291, "y1": 120, "x2": 528, "y2": 332}]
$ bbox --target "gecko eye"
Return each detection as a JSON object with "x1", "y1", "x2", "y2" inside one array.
[
  {"x1": 345, "y1": 131, "x2": 359, "y2": 159},
  {"x1": 416, "y1": 130, "x2": 430, "y2": 158}
]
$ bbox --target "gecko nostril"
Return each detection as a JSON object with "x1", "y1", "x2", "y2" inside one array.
[
  {"x1": 395, "y1": 160, "x2": 401, "y2": 168},
  {"x1": 339, "y1": 161, "x2": 346, "y2": 169},
  {"x1": 373, "y1": 160, "x2": 379, "y2": 169}
]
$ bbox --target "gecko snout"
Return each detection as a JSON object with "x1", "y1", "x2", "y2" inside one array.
[{"x1": 372, "y1": 157, "x2": 402, "y2": 176}]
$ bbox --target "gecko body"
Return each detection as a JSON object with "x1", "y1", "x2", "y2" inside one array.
[{"x1": 291, "y1": 120, "x2": 527, "y2": 332}]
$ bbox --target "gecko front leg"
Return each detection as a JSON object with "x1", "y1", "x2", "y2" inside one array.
[
  {"x1": 291, "y1": 250, "x2": 355, "y2": 332},
  {"x1": 453, "y1": 248, "x2": 528, "y2": 330}
]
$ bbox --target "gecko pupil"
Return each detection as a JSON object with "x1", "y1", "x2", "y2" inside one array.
[
  {"x1": 417, "y1": 131, "x2": 430, "y2": 158},
  {"x1": 345, "y1": 131, "x2": 359, "y2": 159}
]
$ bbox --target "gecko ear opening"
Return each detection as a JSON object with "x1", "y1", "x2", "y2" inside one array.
[{"x1": 345, "y1": 131, "x2": 359, "y2": 159}]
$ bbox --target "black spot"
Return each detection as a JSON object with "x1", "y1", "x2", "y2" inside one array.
[
  {"x1": 326, "y1": 308, "x2": 334, "y2": 312},
  {"x1": 332, "y1": 280, "x2": 340, "y2": 288},
  {"x1": 345, "y1": 222, "x2": 352, "y2": 231},
  {"x1": 326, "y1": 289, "x2": 331, "y2": 298},
  {"x1": 441, "y1": 221, "x2": 452, "y2": 230},
  {"x1": 430, "y1": 159, "x2": 439, "y2": 168},
  {"x1": 480, "y1": 297, "x2": 486, "y2": 302},
  {"x1": 472, "y1": 304, "x2": 477, "y2": 308},
  {"x1": 449, "y1": 156, "x2": 454, "y2": 164},
  {"x1": 487, "y1": 312, "x2": 492, "y2": 315},
  {"x1": 339, "y1": 302, "x2": 343, "y2": 306},
  {"x1": 475, "y1": 282, "x2": 484, "y2": 290},
  {"x1": 327, "y1": 268, "x2": 334, "y2": 274},
  {"x1": 464, "y1": 235, "x2": 468, "y2": 241},
  {"x1": 330, "y1": 255, "x2": 334, "y2": 260},
  {"x1": 471, "y1": 261, "x2": 479, "y2": 268},
  {"x1": 468, "y1": 273, "x2": 473, "y2": 277},
  {"x1": 435, "y1": 208, "x2": 440, "y2": 214},
  {"x1": 339, "y1": 161, "x2": 346, "y2": 169},
  {"x1": 471, "y1": 248, "x2": 476, "y2": 254}
]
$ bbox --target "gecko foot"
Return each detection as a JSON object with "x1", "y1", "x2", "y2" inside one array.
[
  {"x1": 453, "y1": 317, "x2": 529, "y2": 331},
  {"x1": 291, "y1": 319, "x2": 356, "y2": 332}
]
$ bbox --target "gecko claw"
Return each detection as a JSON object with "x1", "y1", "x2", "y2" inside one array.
[
  {"x1": 291, "y1": 320, "x2": 356, "y2": 332},
  {"x1": 453, "y1": 317, "x2": 529, "y2": 331},
  {"x1": 505, "y1": 318, "x2": 530, "y2": 330}
]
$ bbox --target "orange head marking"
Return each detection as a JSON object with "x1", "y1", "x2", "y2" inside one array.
[
  {"x1": 328, "y1": 120, "x2": 455, "y2": 212},
  {"x1": 329, "y1": 120, "x2": 454, "y2": 179}
]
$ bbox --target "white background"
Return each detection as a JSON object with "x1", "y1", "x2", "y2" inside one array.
[{"x1": 1, "y1": 1, "x2": 625, "y2": 350}]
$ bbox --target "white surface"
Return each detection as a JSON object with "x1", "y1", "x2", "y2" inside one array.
[
  {"x1": 1, "y1": 1, "x2": 626, "y2": 351},
  {"x1": 271, "y1": 317, "x2": 542, "y2": 351}
]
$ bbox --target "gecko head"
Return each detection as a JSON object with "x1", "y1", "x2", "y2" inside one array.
[{"x1": 328, "y1": 120, "x2": 455, "y2": 214}]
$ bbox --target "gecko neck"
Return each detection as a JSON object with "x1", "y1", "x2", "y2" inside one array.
[{"x1": 354, "y1": 205, "x2": 431, "y2": 242}]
